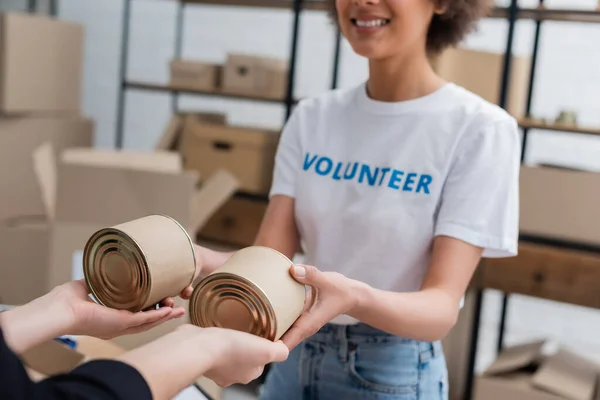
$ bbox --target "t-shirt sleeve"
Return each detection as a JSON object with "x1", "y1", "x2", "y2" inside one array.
[
  {"x1": 434, "y1": 118, "x2": 520, "y2": 258},
  {"x1": 269, "y1": 105, "x2": 303, "y2": 199}
]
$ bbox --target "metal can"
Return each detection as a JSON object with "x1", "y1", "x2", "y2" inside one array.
[
  {"x1": 83, "y1": 214, "x2": 196, "y2": 312},
  {"x1": 189, "y1": 246, "x2": 306, "y2": 341}
]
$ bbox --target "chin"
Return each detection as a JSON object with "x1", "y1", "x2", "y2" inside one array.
[{"x1": 348, "y1": 43, "x2": 389, "y2": 60}]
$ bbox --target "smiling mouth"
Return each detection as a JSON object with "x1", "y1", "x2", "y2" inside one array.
[{"x1": 351, "y1": 18, "x2": 391, "y2": 27}]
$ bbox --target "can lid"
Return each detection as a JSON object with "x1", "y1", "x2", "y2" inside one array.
[
  {"x1": 83, "y1": 228, "x2": 150, "y2": 312},
  {"x1": 189, "y1": 273, "x2": 277, "y2": 341}
]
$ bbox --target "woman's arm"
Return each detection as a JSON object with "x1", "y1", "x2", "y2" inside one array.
[
  {"x1": 349, "y1": 236, "x2": 483, "y2": 341},
  {"x1": 280, "y1": 236, "x2": 482, "y2": 348},
  {"x1": 1, "y1": 322, "x2": 288, "y2": 400},
  {"x1": 116, "y1": 324, "x2": 289, "y2": 399},
  {"x1": 0, "y1": 280, "x2": 181, "y2": 355}
]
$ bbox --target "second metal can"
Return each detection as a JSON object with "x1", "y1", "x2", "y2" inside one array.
[{"x1": 189, "y1": 246, "x2": 306, "y2": 341}]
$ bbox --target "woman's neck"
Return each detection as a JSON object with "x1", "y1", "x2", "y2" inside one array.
[{"x1": 366, "y1": 50, "x2": 445, "y2": 103}]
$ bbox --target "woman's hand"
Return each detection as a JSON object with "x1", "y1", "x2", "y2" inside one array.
[
  {"x1": 197, "y1": 326, "x2": 290, "y2": 387},
  {"x1": 1, "y1": 280, "x2": 185, "y2": 354},
  {"x1": 281, "y1": 265, "x2": 362, "y2": 350},
  {"x1": 52, "y1": 280, "x2": 185, "y2": 339}
]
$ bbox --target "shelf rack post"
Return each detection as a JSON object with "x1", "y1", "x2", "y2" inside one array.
[
  {"x1": 494, "y1": 0, "x2": 518, "y2": 356},
  {"x1": 330, "y1": 28, "x2": 342, "y2": 90},
  {"x1": 115, "y1": 0, "x2": 132, "y2": 149},
  {"x1": 284, "y1": 0, "x2": 303, "y2": 119},
  {"x1": 172, "y1": 1, "x2": 185, "y2": 114}
]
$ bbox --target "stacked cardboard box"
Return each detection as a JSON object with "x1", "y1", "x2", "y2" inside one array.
[
  {"x1": 158, "y1": 111, "x2": 277, "y2": 246},
  {"x1": 168, "y1": 53, "x2": 288, "y2": 100},
  {"x1": 0, "y1": 12, "x2": 93, "y2": 304}
]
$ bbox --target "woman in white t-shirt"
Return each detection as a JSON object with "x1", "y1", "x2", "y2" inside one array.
[{"x1": 189, "y1": 0, "x2": 520, "y2": 398}]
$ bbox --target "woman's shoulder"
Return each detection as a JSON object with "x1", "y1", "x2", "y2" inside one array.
[
  {"x1": 294, "y1": 85, "x2": 361, "y2": 116},
  {"x1": 444, "y1": 83, "x2": 517, "y2": 129}
]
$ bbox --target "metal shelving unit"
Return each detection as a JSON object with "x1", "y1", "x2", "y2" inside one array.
[
  {"x1": 114, "y1": 0, "x2": 342, "y2": 149},
  {"x1": 465, "y1": 2, "x2": 600, "y2": 399}
]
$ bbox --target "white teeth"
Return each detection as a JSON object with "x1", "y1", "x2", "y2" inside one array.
[{"x1": 355, "y1": 19, "x2": 388, "y2": 27}]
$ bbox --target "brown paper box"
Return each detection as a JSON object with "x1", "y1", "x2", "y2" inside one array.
[
  {"x1": 169, "y1": 59, "x2": 222, "y2": 91},
  {"x1": 520, "y1": 165, "x2": 600, "y2": 246},
  {"x1": 156, "y1": 112, "x2": 228, "y2": 152},
  {"x1": 222, "y1": 53, "x2": 288, "y2": 99},
  {"x1": 0, "y1": 116, "x2": 93, "y2": 221},
  {"x1": 0, "y1": 144, "x2": 238, "y2": 309},
  {"x1": 0, "y1": 12, "x2": 84, "y2": 114},
  {"x1": 181, "y1": 117, "x2": 279, "y2": 195},
  {"x1": 199, "y1": 196, "x2": 267, "y2": 247},
  {"x1": 432, "y1": 47, "x2": 530, "y2": 118},
  {"x1": 474, "y1": 341, "x2": 598, "y2": 400},
  {"x1": 0, "y1": 217, "x2": 50, "y2": 305}
]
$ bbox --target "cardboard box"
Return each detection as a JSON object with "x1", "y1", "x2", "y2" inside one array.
[
  {"x1": 474, "y1": 341, "x2": 598, "y2": 400},
  {"x1": 169, "y1": 59, "x2": 222, "y2": 92},
  {"x1": 156, "y1": 112, "x2": 228, "y2": 151},
  {"x1": 20, "y1": 336, "x2": 219, "y2": 399},
  {"x1": 432, "y1": 47, "x2": 530, "y2": 118},
  {"x1": 199, "y1": 196, "x2": 267, "y2": 247},
  {"x1": 0, "y1": 146, "x2": 238, "y2": 307},
  {"x1": 181, "y1": 116, "x2": 279, "y2": 195},
  {"x1": 0, "y1": 116, "x2": 94, "y2": 222},
  {"x1": 0, "y1": 217, "x2": 49, "y2": 305},
  {"x1": 520, "y1": 165, "x2": 600, "y2": 246},
  {"x1": 0, "y1": 12, "x2": 84, "y2": 114},
  {"x1": 222, "y1": 53, "x2": 288, "y2": 100}
]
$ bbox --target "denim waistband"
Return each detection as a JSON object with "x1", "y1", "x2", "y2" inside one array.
[{"x1": 306, "y1": 323, "x2": 443, "y2": 359}]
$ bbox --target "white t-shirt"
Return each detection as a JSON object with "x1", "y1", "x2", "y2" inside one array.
[{"x1": 269, "y1": 82, "x2": 520, "y2": 324}]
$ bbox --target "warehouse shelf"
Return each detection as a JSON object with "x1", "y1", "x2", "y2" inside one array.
[
  {"x1": 491, "y1": 6, "x2": 600, "y2": 23},
  {"x1": 171, "y1": 1, "x2": 600, "y2": 23},
  {"x1": 125, "y1": 81, "x2": 288, "y2": 104},
  {"x1": 180, "y1": 0, "x2": 328, "y2": 10},
  {"x1": 521, "y1": 7, "x2": 600, "y2": 24},
  {"x1": 519, "y1": 118, "x2": 600, "y2": 136}
]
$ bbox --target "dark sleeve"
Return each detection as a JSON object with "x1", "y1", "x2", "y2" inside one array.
[{"x1": 0, "y1": 327, "x2": 152, "y2": 400}]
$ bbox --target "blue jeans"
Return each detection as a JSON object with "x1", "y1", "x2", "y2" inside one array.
[{"x1": 259, "y1": 323, "x2": 448, "y2": 400}]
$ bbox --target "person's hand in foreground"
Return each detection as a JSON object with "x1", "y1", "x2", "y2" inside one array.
[
  {"x1": 117, "y1": 324, "x2": 289, "y2": 399},
  {"x1": 0, "y1": 280, "x2": 185, "y2": 354},
  {"x1": 281, "y1": 264, "x2": 360, "y2": 350}
]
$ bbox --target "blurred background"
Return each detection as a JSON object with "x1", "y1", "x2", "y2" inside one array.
[{"x1": 1, "y1": 0, "x2": 600, "y2": 399}]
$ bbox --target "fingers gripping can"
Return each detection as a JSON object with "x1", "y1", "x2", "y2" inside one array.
[
  {"x1": 189, "y1": 246, "x2": 306, "y2": 341},
  {"x1": 83, "y1": 214, "x2": 196, "y2": 312}
]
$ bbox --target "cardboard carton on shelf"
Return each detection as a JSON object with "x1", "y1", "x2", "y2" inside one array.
[
  {"x1": 155, "y1": 112, "x2": 228, "y2": 152},
  {"x1": 180, "y1": 115, "x2": 279, "y2": 195},
  {"x1": 18, "y1": 335, "x2": 219, "y2": 399},
  {"x1": 519, "y1": 165, "x2": 600, "y2": 247},
  {"x1": 473, "y1": 340, "x2": 599, "y2": 400},
  {"x1": 0, "y1": 12, "x2": 84, "y2": 114},
  {"x1": 169, "y1": 59, "x2": 223, "y2": 92},
  {"x1": 0, "y1": 145, "x2": 239, "y2": 315},
  {"x1": 222, "y1": 53, "x2": 288, "y2": 100},
  {"x1": 431, "y1": 47, "x2": 531, "y2": 119}
]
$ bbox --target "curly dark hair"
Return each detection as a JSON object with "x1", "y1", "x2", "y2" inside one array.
[{"x1": 326, "y1": 0, "x2": 493, "y2": 55}]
